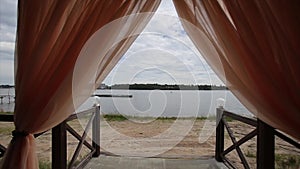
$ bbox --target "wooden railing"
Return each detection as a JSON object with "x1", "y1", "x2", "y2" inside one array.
[
  {"x1": 52, "y1": 105, "x2": 100, "y2": 169},
  {"x1": 0, "y1": 105, "x2": 100, "y2": 169},
  {"x1": 215, "y1": 107, "x2": 300, "y2": 169},
  {"x1": 0, "y1": 114, "x2": 14, "y2": 157},
  {"x1": 0, "y1": 94, "x2": 15, "y2": 104}
]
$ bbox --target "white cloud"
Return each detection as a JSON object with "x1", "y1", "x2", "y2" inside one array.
[
  {"x1": 0, "y1": 0, "x2": 17, "y2": 84},
  {"x1": 0, "y1": 0, "x2": 223, "y2": 86},
  {"x1": 0, "y1": 41, "x2": 15, "y2": 55},
  {"x1": 0, "y1": 59, "x2": 14, "y2": 84},
  {"x1": 103, "y1": 0, "x2": 223, "y2": 85},
  {"x1": 0, "y1": 0, "x2": 17, "y2": 28}
]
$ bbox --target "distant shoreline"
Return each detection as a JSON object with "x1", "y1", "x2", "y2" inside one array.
[
  {"x1": 0, "y1": 84, "x2": 228, "y2": 90},
  {"x1": 0, "y1": 85, "x2": 14, "y2": 89},
  {"x1": 98, "y1": 83, "x2": 228, "y2": 90}
]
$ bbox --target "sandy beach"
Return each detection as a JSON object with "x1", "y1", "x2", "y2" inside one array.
[{"x1": 0, "y1": 117, "x2": 299, "y2": 168}]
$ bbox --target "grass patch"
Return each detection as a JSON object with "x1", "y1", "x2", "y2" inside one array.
[
  {"x1": 0, "y1": 112, "x2": 13, "y2": 115},
  {"x1": 245, "y1": 151, "x2": 256, "y2": 158},
  {"x1": 103, "y1": 114, "x2": 127, "y2": 121},
  {"x1": 102, "y1": 114, "x2": 209, "y2": 122},
  {"x1": 223, "y1": 116, "x2": 234, "y2": 122},
  {"x1": 197, "y1": 116, "x2": 208, "y2": 120},
  {"x1": 39, "y1": 160, "x2": 51, "y2": 169},
  {"x1": 156, "y1": 116, "x2": 207, "y2": 120},
  {"x1": 275, "y1": 154, "x2": 300, "y2": 169}
]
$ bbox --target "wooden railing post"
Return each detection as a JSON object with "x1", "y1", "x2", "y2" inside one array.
[
  {"x1": 92, "y1": 105, "x2": 100, "y2": 157},
  {"x1": 257, "y1": 119, "x2": 275, "y2": 169},
  {"x1": 215, "y1": 107, "x2": 224, "y2": 162},
  {"x1": 52, "y1": 121, "x2": 67, "y2": 169}
]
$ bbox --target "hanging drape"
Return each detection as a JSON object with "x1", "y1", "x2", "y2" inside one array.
[
  {"x1": 0, "y1": 0, "x2": 160, "y2": 168},
  {"x1": 173, "y1": 0, "x2": 300, "y2": 140}
]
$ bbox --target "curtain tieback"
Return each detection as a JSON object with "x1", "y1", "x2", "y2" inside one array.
[{"x1": 12, "y1": 130, "x2": 29, "y2": 138}]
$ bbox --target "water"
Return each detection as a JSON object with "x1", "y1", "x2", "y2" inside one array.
[
  {"x1": 79, "y1": 89, "x2": 253, "y2": 117},
  {"x1": 0, "y1": 89, "x2": 253, "y2": 117}
]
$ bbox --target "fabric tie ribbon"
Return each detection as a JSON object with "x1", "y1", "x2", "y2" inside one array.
[{"x1": 12, "y1": 130, "x2": 29, "y2": 138}]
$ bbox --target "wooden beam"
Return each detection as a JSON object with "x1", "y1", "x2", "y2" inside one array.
[
  {"x1": 52, "y1": 121, "x2": 67, "y2": 169},
  {"x1": 223, "y1": 111, "x2": 257, "y2": 127},
  {"x1": 92, "y1": 94, "x2": 132, "y2": 98},
  {"x1": 92, "y1": 105, "x2": 101, "y2": 157},
  {"x1": 68, "y1": 113, "x2": 95, "y2": 168},
  {"x1": 215, "y1": 108, "x2": 224, "y2": 162},
  {"x1": 222, "y1": 129, "x2": 257, "y2": 156},
  {"x1": 0, "y1": 114, "x2": 14, "y2": 122},
  {"x1": 257, "y1": 119, "x2": 274, "y2": 169},
  {"x1": 223, "y1": 120, "x2": 250, "y2": 169}
]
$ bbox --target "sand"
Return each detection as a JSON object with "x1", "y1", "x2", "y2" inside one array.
[{"x1": 0, "y1": 118, "x2": 299, "y2": 168}]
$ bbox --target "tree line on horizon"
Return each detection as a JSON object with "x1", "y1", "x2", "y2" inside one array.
[
  {"x1": 0, "y1": 84, "x2": 228, "y2": 90},
  {"x1": 98, "y1": 83, "x2": 228, "y2": 90},
  {"x1": 0, "y1": 85, "x2": 14, "y2": 88}
]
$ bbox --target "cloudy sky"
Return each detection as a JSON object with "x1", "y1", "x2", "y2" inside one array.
[
  {"x1": 0, "y1": 0, "x2": 17, "y2": 85},
  {"x1": 0, "y1": 0, "x2": 223, "y2": 86}
]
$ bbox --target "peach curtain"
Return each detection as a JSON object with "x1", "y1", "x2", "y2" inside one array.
[
  {"x1": 173, "y1": 0, "x2": 300, "y2": 140},
  {"x1": 0, "y1": 0, "x2": 160, "y2": 168}
]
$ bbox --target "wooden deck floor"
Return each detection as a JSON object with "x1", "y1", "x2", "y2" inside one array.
[{"x1": 84, "y1": 155, "x2": 228, "y2": 169}]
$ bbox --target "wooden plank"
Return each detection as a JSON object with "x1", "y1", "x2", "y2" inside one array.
[
  {"x1": 67, "y1": 108, "x2": 95, "y2": 121},
  {"x1": 223, "y1": 120, "x2": 250, "y2": 169},
  {"x1": 52, "y1": 122, "x2": 67, "y2": 169},
  {"x1": 257, "y1": 119, "x2": 274, "y2": 169},
  {"x1": 215, "y1": 108, "x2": 224, "y2": 162},
  {"x1": 73, "y1": 150, "x2": 95, "y2": 169},
  {"x1": 65, "y1": 124, "x2": 93, "y2": 150},
  {"x1": 275, "y1": 130, "x2": 300, "y2": 149},
  {"x1": 92, "y1": 94, "x2": 132, "y2": 98},
  {"x1": 0, "y1": 114, "x2": 14, "y2": 122},
  {"x1": 68, "y1": 113, "x2": 95, "y2": 168},
  {"x1": 92, "y1": 105, "x2": 101, "y2": 157},
  {"x1": 223, "y1": 156, "x2": 237, "y2": 169},
  {"x1": 223, "y1": 111, "x2": 257, "y2": 127},
  {"x1": 222, "y1": 129, "x2": 257, "y2": 156}
]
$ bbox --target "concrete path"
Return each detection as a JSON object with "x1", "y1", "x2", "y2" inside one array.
[{"x1": 84, "y1": 155, "x2": 228, "y2": 169}]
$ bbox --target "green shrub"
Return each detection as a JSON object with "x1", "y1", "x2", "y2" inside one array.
[
  {"x1": 103, "y1": 114, "x2": 127, "y2": 121},
  {"x1": 275, "y1": 154, "x2": 300, "y2": 169},
  {"x1": 39, "y1": 160, "x2": 51, "y2": 169}
]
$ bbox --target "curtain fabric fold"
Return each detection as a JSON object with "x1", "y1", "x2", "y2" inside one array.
[
  {"x1": 173, "y1": 0, "x2": 300, "y2": 140},
  {"x1": 0, "y1": 0, "x2": 161, "y2": 168}
]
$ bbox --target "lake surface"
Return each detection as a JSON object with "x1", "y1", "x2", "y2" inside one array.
[
  {"x1": 79, "y1": 89, "x2": 253, "y2": 117},
  {"x1": 0, "y1": 89, "x2": 253, "y2": 117}
]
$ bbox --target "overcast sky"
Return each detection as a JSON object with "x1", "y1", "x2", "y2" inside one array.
[
  {"x1": 0, "y1": 0, "x2": 17, "y2": 85},
  {"x1": 0, "y1": 0, "x2": 223, "y2": 86}
]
